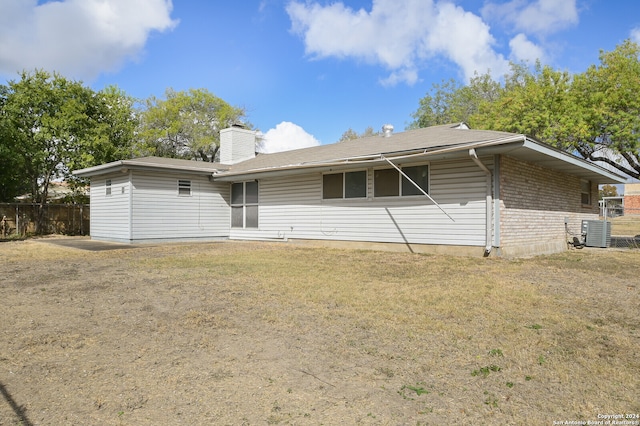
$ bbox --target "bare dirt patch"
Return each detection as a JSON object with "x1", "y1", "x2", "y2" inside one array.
[{"x1": 0, "y1": 239, "x2": 638, "y2": 425}]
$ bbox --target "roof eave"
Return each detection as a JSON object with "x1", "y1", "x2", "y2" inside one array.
[
  {"x1": 73, "y1": 159, "x2": 226, "y2": 178},
  {"x1": 475, "y1": 139, "x2": 627, "y2": 184}
]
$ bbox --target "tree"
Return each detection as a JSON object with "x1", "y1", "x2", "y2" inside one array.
[
  {"x1": 0, "y1": 84, "x2": 30, "y2": 201},
  {"x1": 138, "y1": 88, "x2": 248, "y2": 161},
  {"x1": 476, "y1": 62, "x2": 575, "y2": 148},
  {"x1": 599, "y1": 184, "x2": 618, "y2": 199},
  {"x1": 409, "y1": 73, "x2": 502, "y2": 129},
  {"x1": 338, "y1": 126, "x2": 379, "y2": 142},
  {"x1": 0, "y1": 70, "x2": 137, "y2": 233},
  {"x1": 567, "y1": 40, "x2": 640, "y2": 179},
  {"x1": 409, "y1": 41, "x2": 640, "y2": 179}
]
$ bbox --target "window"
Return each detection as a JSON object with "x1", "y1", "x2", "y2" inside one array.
[
  {"x1": 402, "y1": 165, "x2": 429, "y2": 196},
  {"x1": 231, "y1": 181, "x2": 258, "y2": 228},
  {"x1": 105, "y1": 179, "x2": 112, "y2": 196},
  {"x1": 374, "y1": 164, "x2": 429, "y2": 197},
  {"x1": 178, "y1": 180, "x2": 191, "y2": 196},
  {"x1": 322, "y1": 171, "x2": 367, "y2": 199},
  {"x1": 581, "y1": 179, "x2": 591, "y2": 205}
]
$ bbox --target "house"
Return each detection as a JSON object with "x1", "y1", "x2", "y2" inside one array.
[
  {"x1": 623, "y1": 183, "x2": 640, "y2": 216},
  {"x1": 73, "y1": 123, "x2": 626, "y2": 257}
]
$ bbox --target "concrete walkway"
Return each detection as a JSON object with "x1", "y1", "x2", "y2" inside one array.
[{"x1": 36, "y1": 236, "x2": 142, "y2": 252}]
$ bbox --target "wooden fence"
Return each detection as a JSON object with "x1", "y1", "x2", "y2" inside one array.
[{"x1": 0, "y1": 203, "x2": 89, "y2": 237}]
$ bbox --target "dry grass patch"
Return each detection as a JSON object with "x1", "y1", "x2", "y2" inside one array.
[
  {"x1": 0, "y1": 240, "x2": 638, "y2": 425},
  {"x1": 610, "y1": 215, "x2": 640, "y2": 236}
]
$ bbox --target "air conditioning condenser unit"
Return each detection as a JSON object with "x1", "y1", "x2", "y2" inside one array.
[{"x1": 581, "y1": 220, "x2": 611, "y2": 248}]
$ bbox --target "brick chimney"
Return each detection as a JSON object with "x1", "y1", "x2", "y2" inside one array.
[{"x1": 219, "y1": 123, "x2": 257, "y2": 165}]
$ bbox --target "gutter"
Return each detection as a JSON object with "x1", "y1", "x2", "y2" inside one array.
[
  {"x1": 213, "y1": 135, "x2": 528, "y2": 181},
  {"x1": 469, "y1": 148, "x2": 493, "y2": 257}
]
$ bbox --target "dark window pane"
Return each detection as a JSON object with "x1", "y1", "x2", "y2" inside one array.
[
  {"x1": 231, "y1": 182, "x2": 243, "y2": 205},
  {"x1": 581, "y1": 180, "x2": 591, "y2": 205},
  {"x1": 374, "y1": 168, "x2": 399, "y2": 197},
  {"x1": 323, "y1": 173, "x2": 343, "y2": 199},
  {"x1": 402, "y1": 165, "x2": 429, "y2": 196},
  {"x1": 178, "y1": 180, "x2": 191, "y2": 196},
  {"x1": 345, "y1": 171, "x2": 366, "y2": 198},
  {"x1": 231, "y1": 206, "x2": 243, "y2": 227},
  {"x1": 245, "y1": 205, "x2": 258, "y2": 228},
  {"x1": 245, "y1": 181, "x2": 258, "y2": 204}
]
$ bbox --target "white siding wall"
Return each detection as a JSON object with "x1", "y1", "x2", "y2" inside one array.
[
  {"x1": 231, "y1": 158, "x2": 490, "y2": 246},
  {"x1": 130, "y1": 171, "x2": 230, "y2": 241},
  {"x1": 89, "y1": 173, "x2": 131, "y2": 241}
]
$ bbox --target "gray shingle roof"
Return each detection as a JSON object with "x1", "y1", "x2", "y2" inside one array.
[
  {"x1": 73, "y1": 123, "x2": 625, "y2": 183},
  {"x1": 227, "y1": 124, "x2": 517, "y2": 173}
]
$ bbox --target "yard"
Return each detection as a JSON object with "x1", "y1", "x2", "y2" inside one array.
[{"x1": 0, "y1": 238, "x2": 638, "y2": 425}]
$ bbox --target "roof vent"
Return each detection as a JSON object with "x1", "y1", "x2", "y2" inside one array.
[{"x1": 382, "y1": 124, "x2": 394, "y2": 137}]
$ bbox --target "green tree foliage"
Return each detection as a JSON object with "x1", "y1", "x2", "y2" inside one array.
[
  {"x1": 138, "y1": 88, "x2": 247, "y2": 161},
  {"x1": 0, "y1": 84, "x2": 30, "y2": 201},
  {"x1": 599, "y1": 184, "x2": 618, "y2": 199},
  {"x1": 409, "y1": 74, "x2": 501, "y2": 129},
  {"x1": 338, "y1": 126, "x2": 379, "y2": 142},
  {"x1": 410, "y1": 41, "x2": 640, "y2": 179},
  {"x1": 0, "y1": 70, "x2": 137, "y2": 232}
]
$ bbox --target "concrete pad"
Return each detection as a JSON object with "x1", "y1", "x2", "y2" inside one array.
[{"x1": 37, "y1": 237, "x2": 142, "y2": 252}]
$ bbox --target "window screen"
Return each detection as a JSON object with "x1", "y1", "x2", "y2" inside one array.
[
  {"x1": 323, "y1": 174, "x2": 343, "y2": 199},
  {"x1": 231, "y1": 181, "x2": 259, "y2": 228},
  {"x1": 402, "y1": 165, "x2": 429, "y2": 195},
  {"x1": 245, "y1": 181, "x2": 258, "y2": 204},
  {"x1": 231, "y1": 182, "x2": 244, "y2": 205},
  {"x1": 345, "y1": 171, "x2": 367, "y2": 198},
  {"x1": 374, "y1": 168, "x2": 399, "y2": 197},
  {"x1": 231, "y1": 206, "x2": 244, "y2": 228},
  {"x1": 581, "y1": 179, "x2": 591, "y2": 205}
]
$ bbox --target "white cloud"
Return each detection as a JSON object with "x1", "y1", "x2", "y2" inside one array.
[
  {"x1": 259, "y1": 121, "x2": 321, "y2": 154},
  {"x1": 286, "y1": 0, "x2": 509, "y2": 85},
  {"x1": 0, "y1": 0, "x2": 177, "y2": 80},
  {"x1": 482, "y1": 0, "x2": 578, "y2": 37},
  {"x1": 632, "y1": 27, "x2": 640, "y2": 44},
  {"x1": 509, "y1": 33, "x2": 545, "y2": 63},
  {"x1": 425, "y1": 2, "x2": 509, "y2": 80}
]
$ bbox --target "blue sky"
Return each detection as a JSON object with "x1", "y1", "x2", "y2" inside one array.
[{"x1": 1, "y1": 0, "x2": 640, "y2": 153}]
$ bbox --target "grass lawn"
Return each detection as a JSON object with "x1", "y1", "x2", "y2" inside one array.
[
  {"x1": 0, "y1": 239, "x2": 638, "y2": 425},
  {"x1": 610, "y1": 215, "x2": 640, "y2": 236}
]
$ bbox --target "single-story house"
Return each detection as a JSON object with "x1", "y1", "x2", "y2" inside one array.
[{"x1": 73, "y1": 123, "x2": 625, "y2": 257}]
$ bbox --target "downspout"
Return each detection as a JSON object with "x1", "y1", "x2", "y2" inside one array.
[{"x1": 469, "y1": 148, "x2": 493, "y2": 256}]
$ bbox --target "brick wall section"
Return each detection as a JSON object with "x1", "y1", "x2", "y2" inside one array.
[
  {"x1": 625, "y1": 195, "x2": 640, "y2": 215},
  {"x1": 624, "y1": 184, "x2": 640, "y2": 216},
  {"x1": 499, "y1": 155, "x2": 599, "y2": 256}
]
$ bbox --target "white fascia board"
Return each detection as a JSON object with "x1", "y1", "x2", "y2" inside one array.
[
  {"x1": 520, "y1": 139, "x2": 627, "y2": 183},
  {"x1": 73, "y1": 159, "x2": 224, "y2": 177},
  {"x1": 72, "y1": 160, "x2": 127, "y2": 177}
]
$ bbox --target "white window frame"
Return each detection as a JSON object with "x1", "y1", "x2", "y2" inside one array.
[
  {"x1": 231, "y1": 181, "x2": 259, "y2": 228},
  {"x1": 322, "y1": 170, "x2": 367, "y2": 200},
  {"x1": 178, "y1": 179, "x2": 191, "y2": 196},
  {"x1": 105, "y1": 179, "x2": 112, "y2": 196}
]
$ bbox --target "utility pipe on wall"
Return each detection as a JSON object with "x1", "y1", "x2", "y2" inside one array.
[{"x1": 469, "y1": 148, "x2": 493, "y2": 256}]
